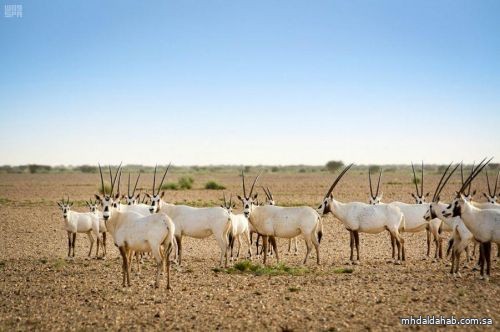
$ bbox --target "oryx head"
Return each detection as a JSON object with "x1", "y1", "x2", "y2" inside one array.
[
  {"x1": 220, "y1": 191, "x2": 236, "y2": 214},
  {"x1": 368, "y1": 167, "x2": 383, "y2": 205},
  {"x1": 86, "y1": 198, "x2": 99, "y2": 213},
  {"x1": 409, "y1": 161, "x2": 429, "y2": 204},
  {"x1": 122, "y1": 172, "x2": 141, "y2": 205},
  {"x1": 483, "y1": 167, "x2": 499, "y2": 204},
  {"x1": 57, "y1": 196, "x2": 73, "y2": 220},
  {"x1": 424, "y1": 162, "x2": 458, "y2": 221},
  {"x1": 237, "y1": 170, "x2": 262, "y2": 218},
  {"x1": 94, "y1": 163, "x2": 122, "y2": 221},
  {"x1": 147, "y1": 164, "x2": 170, "y2": 214},
  {"x1": 460, "y1": 162, "x2": 477, "y2": 202},
  {"x1": 441, "y1": 157, "x2": 492, "y2": 218},
  {"x1": 317, "y1": 163, "x2": 353, "y2": 216},
  {"x1": 262, "y1": 186, "x2": 275, "y2": 206}
]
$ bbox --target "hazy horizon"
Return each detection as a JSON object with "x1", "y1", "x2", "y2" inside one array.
[{"x1": 1, "y1": 1, "x2": 499, "y2": 166}]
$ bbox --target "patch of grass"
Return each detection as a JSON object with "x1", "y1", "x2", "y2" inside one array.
[
  {"x1": 387, "y1": 181, "x2": 402, "y2": 185},
  {"x1": 161, "y1": 182, "x2": 179, "y2": 190},
  {"x1": 333, "y1": 267, "x2": 354, "y2": 274},
  {"x1": 39, "y1": 258, "x2": 48, "y2": 264},
  {"x1": 178, "y1": 177, "x2": 194, "y2": 189},
  {"x1": 288, "y1": 286, "x2": 300, "y2": 292},
  {"x1": 98, "y1": 184, "x2": 112, "y2": 195},
  {"x1": 52, "y1": 259, "x2": 66, "y2": 270},
  {"x1": 0, "y1": 197, "x2": 11, "y2": 205},
  {"x1": 204, "y1": 181, "x2": 226, "y2": 190},
  {"x1": 214, "y1": 260, "x2": 309, "y2": 276}
]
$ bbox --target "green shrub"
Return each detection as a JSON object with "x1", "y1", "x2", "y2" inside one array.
[
  {"x1": 178, "y1": 177, "x2": 194, "y2": 189},
  {"x1": 98, "y1": 183, "x2": 112, "y2": 195},
  {"x1": 161, "y1": 182, "x2": 179, "y2": 190},
  {"x1": 28, "y1": 164, "x2": 52, "y2": 174},
  {"x1": 325, "y1": 160, "x2": 344, "y2": 173},
  {"x1": 205, "y1": 181, "x2": 226, "y2": 190},
  {"x1": 75, "y1": 165, "x2": 97, "y2": 173}
]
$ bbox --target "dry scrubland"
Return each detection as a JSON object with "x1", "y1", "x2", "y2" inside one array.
[{"x1": 0, "y1": 170, "x2": 498, "y2": 331}]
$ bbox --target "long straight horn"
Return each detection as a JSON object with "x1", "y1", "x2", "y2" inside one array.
[
  {"x1": 411, "y1": 162, "x2": 419, "y2": 196},
  {"x1": 460, "y1": 163, "x2": 464, "y2": 187},
  {"x1": 368, "y1": 168, "x2": 374, "y2": 198},
  {"x1": 376, "y1": 168, "x2": 382, "y2": 197},
  {"x1": 435, "y1": 163, "x2": 460, "y2": 200},
  {"x1": 98, "y1": 163, "x2": 106, "y2": 196},
  {"x1": 152, "y1": 165, "x2": 158, "y2": 195},
  {"x1": 459, "y1": 157, "x2": 492, "y2": 194},
  {"x1": 157, "y1": 163, "x2": 171, "y2": 194},
  {"x1": 223, "y1": 191, "x2": 227, "y2": 207},
  {"x1": 261, "y1": 186, "x2": 271, "y2": 200},
  {"x1": 127, "y1": 173, "x2": 131, "y2": 197},
  {"x1": 486, "y1": 169, "x2": 492, "y2": 196},
  {"x1": 248, "y1": 171, "x2": 262, "y2": 197},
  {"x1": 466, "y1": 162, "x2": 475, "y2": 196},
  {"x1": 324, "y1": 163, "x2": 354, "y2": 198},
  {"x1": 420, "y1": 161, "x2": 424, "y2": 198},
  {"x1": 110, "y1": 162, "x2": 122, "y2": 196},
  {"x1": 241, "y1": 170, "x2": 247, "y2": 198},
  {"x1": 432, "y1": 162, "x2": 453, "y2": 202},
  {"x1": 133, "y1": 173, "x2": 141, "y2": 195},
  {"x1": 267, "y1": 187, "x2": 274, "y2": 200}
]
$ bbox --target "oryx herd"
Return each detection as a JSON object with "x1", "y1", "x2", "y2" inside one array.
[{"x1": 56, "y1": 158, "x2": 500, "y2": 289}]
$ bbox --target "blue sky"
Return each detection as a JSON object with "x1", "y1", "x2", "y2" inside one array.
[{"x1": 0, "y1": 0, "x2": 499, "y2": 166}]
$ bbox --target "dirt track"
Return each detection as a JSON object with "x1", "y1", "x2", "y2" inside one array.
[{"x1": 0, "y1": 172, "x2": 498, "y2": 330}]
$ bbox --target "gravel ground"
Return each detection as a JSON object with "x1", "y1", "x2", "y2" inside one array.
[{"x1": 0, "y1": 172, "x2": 498, "y2": 331}]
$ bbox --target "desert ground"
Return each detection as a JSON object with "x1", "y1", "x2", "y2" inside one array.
[{"x1": 0, "y1": 169, "x2": 498, "y2": 331}]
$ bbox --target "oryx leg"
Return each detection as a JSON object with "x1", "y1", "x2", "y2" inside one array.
[
  {"x1": 102, "y1": 232, "x2": 107, "y2": 257},
  {"x1": 353, "y1": 230, "x2": 360, "y2": 263},
  {"x1": 119, "y1": 246, "x2": 129, "y2": 287},
  {"x1": 425, "y1": 226, "x2": 431, "y2": 258},
  {"x1": 269, "y1": 236, "x2": 279, "y2": 264},
  {"x1": 262, "y1": 236, "x2": 269, "y2": 265},
  {"x1": 67, "y1": 231, "x2": 72, "y2": 258},
  {"x1": 151, "y1": 245, "x2": 163, "y2": 288},
  {"x1": 86, "y1": 231, "x2": 94, "y2": 258},
  {"x1": 485, "y1": 242, "x2": 492, "y2": 280},
  {"x1": 303, "y1": 236, "x2": 312, "y2": 265},
  {"x1": 348, "y1": 230, "x2": 354, "y2": 263},
  {"x1": 312, "y1": 231, "x2": 320, "y2": 265},
  {"x1": 72, "y1": 233, "x2": 76, "y2": 257},
  {"x1": 175, "y1": 235, "x2": 182, "y2": 265}
]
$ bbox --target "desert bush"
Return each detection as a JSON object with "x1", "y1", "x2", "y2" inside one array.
[
  {"x1": 205, "y1": 181, "x2": 226, "y2": 190},
  {"x1": 75, "y1": 165, "x2": 97, "y2": 173},
  {"x1": 178, "y1": 177, "x2": 194, "y2": 189},
  {"x1": 325, "y1": 160, "x2": 344, "y2": 173},
  {"x1": 28, "y1": 164, "x2": 52, "y2": 174},
  {"x1": 98, "y1": 184, "x2": 112, "y2": 195},
  {"x1": 161, "y1": 182, "x2": 179, "y2": 190}
]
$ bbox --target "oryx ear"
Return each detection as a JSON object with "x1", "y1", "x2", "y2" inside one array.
[
  {"x1": 220, "y1": 205, "x2": 224, "y2": 208},
  {"x1": 425, "y1": 192, "x2": 430, "y2": 197},
  {"x1": 135, "y1": 193, "x2": 141, "y2": 200},
  {"x1": 436, "y1": 195, "x2": 440, "y2": 202},
  {"x1": 69, "y1": 202, "x2": 74, "y2": 207},
  {"x1": 237, "y1": 195, "x2": 243, "y2": 201},
  {"x1": 145, "y1": 193, "x2": 151, "y2": 198},
  {"x1": 160, "y1": 191, "x2": 165, "y2": 198},
  {"x1": 85, "y1": 201, "x2": 89, "y2": 207},
  {"x1": 483, "y1": 192, "x2": 488, "y2": 199},
  {"x1": 252, "y1": 193, "x2": 258, "y2": 200},
  {"x1": 472, "y1": 189, "x2": 476, "y2": 196},
  {"x1": 329, "y1": 193, "x2": 333, "y2": 199},
  {"x1": 114, "y1": 193, "x2": 120, "y2": 200},
  {"x1": 121, "y1": 194, "x2": 126, "y2": 199},
  {"x1": 57, "y1": 202, "x2": 62, "y2": 208},
  {"x1": 410, "y1": 193, "x2": 416, "y2": 199},
  {"x1": 232, "y1": 203, "x2": 236, "y2": 208},
  {"x1": 94, "y1": 194, "x2": 102, "y2": 202}
]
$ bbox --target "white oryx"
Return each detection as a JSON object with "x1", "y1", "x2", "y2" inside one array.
[
  {"x1": 112, "y1": 170, "x2": 151, "y2": 216},
  {"x1": 318, "y1": 164, "x2": 405, "y2": 264},
  {"x1": 85, "y1": 198, "x2": 107, "y2": 257},
  {"x1": 147, "y1": 165, "x2": 232, "y2": 267},
  {"x1": 221, "y1": 192, "x2": 252, "y2": 261},
  {"x1": 369, "y1": 162, "x2": 443, "y2": 260},
  {"x1": 96, "y1": 164, "x2": 175, "y2": 289},
  {"x1": 238, "y1": 171, "x2": 323, "y2": 265},
  {"x1": 57, "y1": 196, "x2": 100, "y2": 258},
  {"x1": 424, "y1": 163, "x2": 472, "y2": 276},
  {"x1": 472, "y1": 168, "x2": 500, "y2": 209},
  {"x1": 441, "y1": 157, "x2": 500, "y2": 281}
]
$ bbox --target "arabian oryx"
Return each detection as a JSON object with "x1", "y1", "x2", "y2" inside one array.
[
  {"x1": 58, "y1": 196, "x2": 100, "y2": 258},
  {"x1": 441, "y1": 157, "x2": 500, "y2": 281},
  {"x1": 221, "y1": 192, "x2": 252, "y2": 261},
  {"x1": 370, "y1": 162, "x2": 443, "y2": 260},
  {"x1": 237, "y1": 171, "x2": 322, "y2": 265},
  {"x1": 147, "y1": 165, "x2": 232, "y2": 267},
  {"x1": 95, "y1": 164, "x2": 175, "y2": 289},
  {"x1": 318, "y1": 164, "x2": 405, "y2": 264},
  {"x1": 86, "y1": 198, "x2": 107, "y2": 257},
  {"x1": 424, "y1": 162, "x2": 472, "y2": 276}
]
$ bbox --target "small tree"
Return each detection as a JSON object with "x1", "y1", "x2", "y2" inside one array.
[{"x1": 325, "y1": 160, "x2": 344, "y2": 173}]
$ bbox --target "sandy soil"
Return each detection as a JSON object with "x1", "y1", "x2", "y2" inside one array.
[{"x1": 0, "y1": 171, "x2": 498, "y2": 331}]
